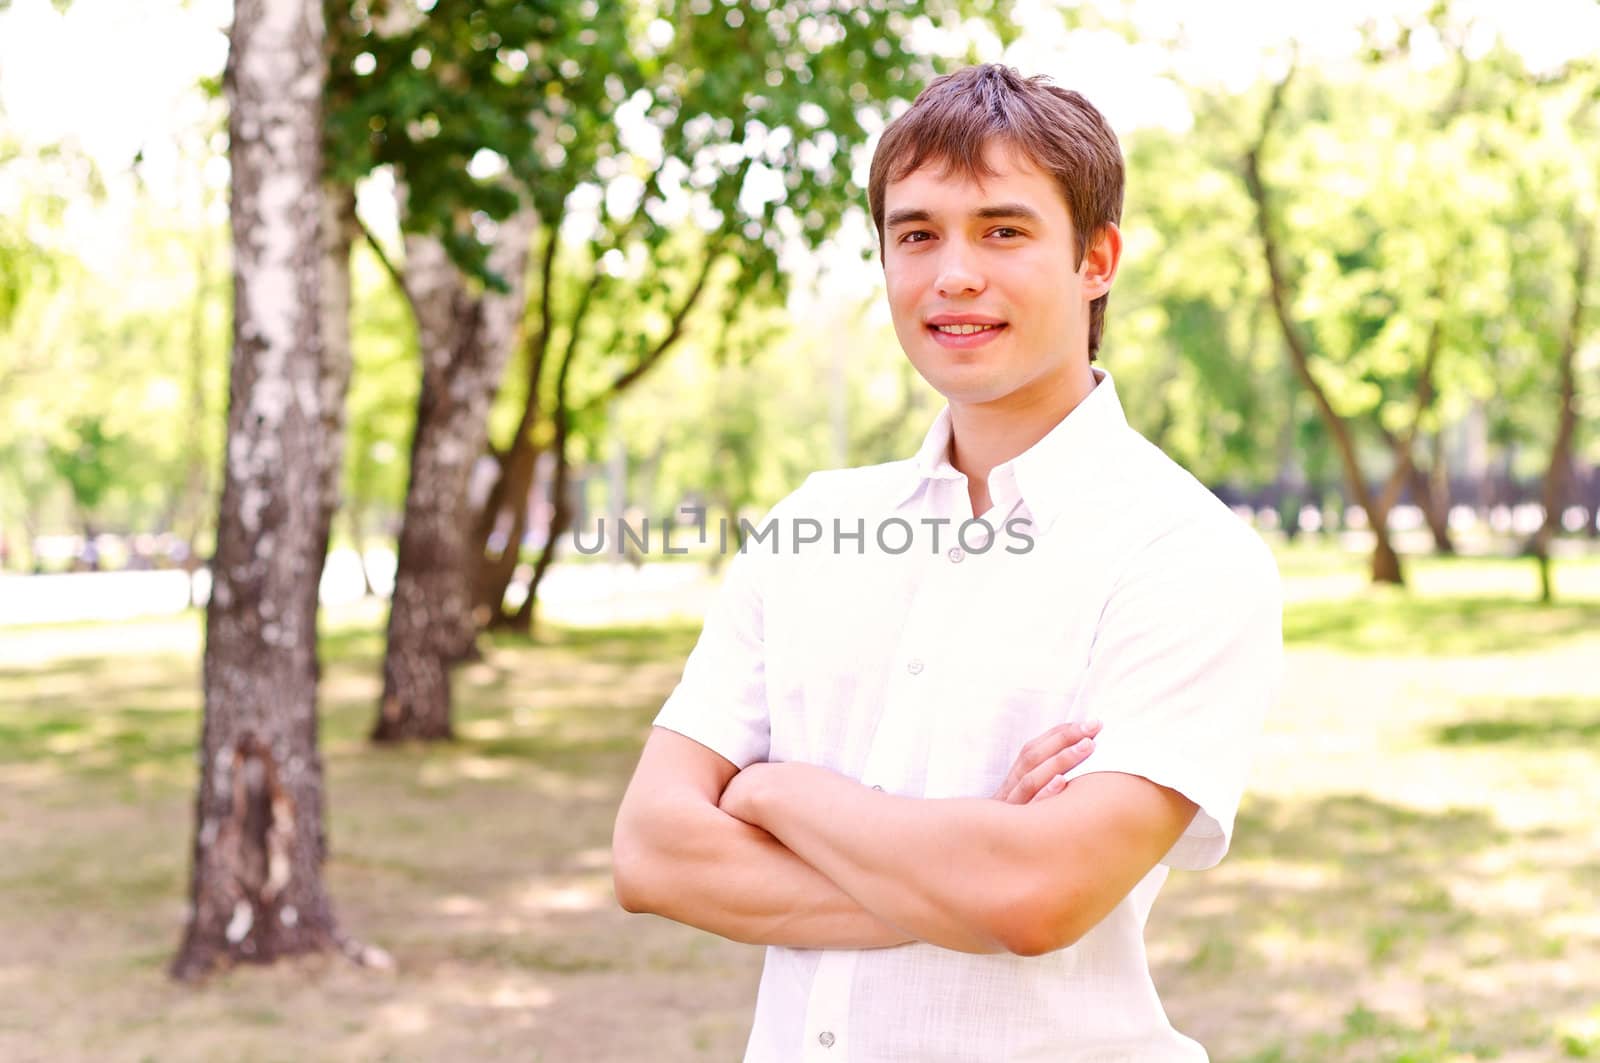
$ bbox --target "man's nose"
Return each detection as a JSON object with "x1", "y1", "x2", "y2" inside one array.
[{"x1": 934, "y1": 242, "x2": 985, "y2": 298}]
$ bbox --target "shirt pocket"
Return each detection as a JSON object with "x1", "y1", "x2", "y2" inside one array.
[{"x1": 924, "y1": 679, "x2": 1086, "y2": 800}]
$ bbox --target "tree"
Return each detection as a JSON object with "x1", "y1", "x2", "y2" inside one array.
[
  {"x1": 334, "y1": 0, "x2": 1016, "y2": 740},
  {"x1": 471, "y1": 1, "x2": 1017, "y2": 630},
  {"x1": 1227, "y1": 21, "x2": 1509, "y2": 585},
  {"x1": 0, "y1": 126, "x2": 74, "y2": 339},
  {"x1": 1530, "y1": 220, "x2": 1594, "y2": 600},
  {"x1": 172, "y1": 0, "x2": 368, "y2": 981},
  {"x1": 341, "y1": 241, "x2": 421, "y2": 597},
  {"x1": 1111, "y1": 125, "x2": 1289, "y2": 497},
  {"x1": 1500, "y1": 74, "x2": 1599, "y2": 601},
  {"x1": 325, "y1": 0, "x2": 596, "y2": 741},
  {"x1": 43, "y1": 416, "x2": 127, "y2": 557},
  {"x1": 372, "y1": 212, "x2": 534, "y2": 740}
]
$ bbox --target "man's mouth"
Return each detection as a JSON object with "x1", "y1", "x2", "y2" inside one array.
[{"x1": 929, "y1": 323, "x2": 1006, "y2": 336}]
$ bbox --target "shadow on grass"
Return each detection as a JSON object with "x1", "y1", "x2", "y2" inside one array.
[
  {"x1": 0, "y1": 619, "x2": 703, "y2": 785},
  {"x1": 1284, "y1": 595, "x2": 1600, "y2": 655},
  {"x1": 1431, "y1": 696, "x2": 1600, "y2": 747},
  {"x1": 7, "y1": 605, "x2": 1600, "y2": 1061},
  {"x1": 0, "y1": 703, "x2": 199, "y2": 777},
  {"x1": 482, "y1": 621, "x2": 701, "y2": 666},
  {"x1": 316, "y1": 625, "x2": 386, "y2": 663},
  {"x1": 1, "y1": 652, "x2": 136, "y2": 682},
  {"x1": 1160, "y1": 792, "x2": 1598, "y2": 1062}
]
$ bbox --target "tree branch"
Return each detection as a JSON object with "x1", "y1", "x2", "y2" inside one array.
[
  {"x1": 1373, "y1": 296, "x2": 1445, "y2": 519},
  {"x1": 1241, "y1": 62, "x2": 1379, "y2": 517},
  {"x1": 575, "y1": 237, "x2": 724, "y2": 418},
  {"x1": 509, "y1": 219, "x2": 563, "y2": 447},
  {"x1": 471, "y1": 218, "x2": 563, "y2": 556},
  {"x1": 1533, "y1": 216, "x2": 1596, "y2": 552},
  {"x1": 353, "y1": 210, "x2": 409, "y2": 308}
]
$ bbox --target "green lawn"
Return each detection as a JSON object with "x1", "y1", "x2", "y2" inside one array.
[{"x1": 1, "y1": 544, "x2": 1598, "y2": 1061}]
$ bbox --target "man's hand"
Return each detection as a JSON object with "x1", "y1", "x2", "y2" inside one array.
[
  {"x1": 719, "y1": 760, "x2": 774, "y2": 824},
  {"x1": 991, "y1": 718, "x2": 1100, "y2": 804},
  {"x1": 719, "y1": 719, "x2": 1100, "y2": 820}
]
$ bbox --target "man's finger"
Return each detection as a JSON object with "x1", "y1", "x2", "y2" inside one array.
[
  {"x1": 994, "y1": 719, "x2": 1102, "y2": 803},
  {"x1": 996, "y1": 723, "x2": 1082, "y2": 800},
  {"x1": 1029, "y1": 772, "x2": 1070, "y2": 803},
  {"x1": 1012, "y1": 736, "x2": 1095, "y2": 804}
]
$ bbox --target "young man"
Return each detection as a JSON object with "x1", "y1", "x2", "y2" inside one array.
[{"x1": 612, "y1": 64, "x2": 1282, "y2": 1061}]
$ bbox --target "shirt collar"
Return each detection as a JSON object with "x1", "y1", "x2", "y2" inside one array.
[{"x1": 896, "y1": 365, "x2": 1130, "y2": 533}]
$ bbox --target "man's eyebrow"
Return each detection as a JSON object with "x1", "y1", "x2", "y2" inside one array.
[
  {"x1": 973, "y1": 203, "x2": 1043, "y2": 223},
  {"x1": 884, "y1": 208, "x2": 933, "y2": 229},
  {"x1": 884, "y1": 203, "x2": 1044, "y2": 228}
]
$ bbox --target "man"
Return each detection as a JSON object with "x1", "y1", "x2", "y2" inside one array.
[{"x1": 612, "y1": 64, "x2": 1283, "y2": 1061}]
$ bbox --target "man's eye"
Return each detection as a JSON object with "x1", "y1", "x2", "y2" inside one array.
[
  {"x1": 990, "y1": 227, "x2": 1021, "y2": 239},
  {"x1": 899, "y1": 231, "x2": 933, "y2": 244}
]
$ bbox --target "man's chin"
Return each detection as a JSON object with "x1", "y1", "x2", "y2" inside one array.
[{"x1": 921, "y1": 376, "x2": 1011, "y2": 408}]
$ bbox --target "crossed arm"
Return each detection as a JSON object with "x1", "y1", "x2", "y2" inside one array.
[{"x1": 611, "y1": 724, "x2": 1198, "y2": 956}]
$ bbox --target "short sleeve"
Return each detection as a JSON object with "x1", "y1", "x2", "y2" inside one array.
[
  {"x1": 1057, "y1": 521, "x2": 1283, "y2": 871},
  {"x1": 651, "y1": 524, "x2": 773, "y2": 770}
]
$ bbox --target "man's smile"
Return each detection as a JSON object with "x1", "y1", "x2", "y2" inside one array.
[
  {"x1": 926, "y1": 313, "x2": 1008, "y2": 347},
  {"x1": 927, "y1": 322, "x2": 1008, "y2": 348}
]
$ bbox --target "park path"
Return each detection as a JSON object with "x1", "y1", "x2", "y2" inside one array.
[{"x1": 0, "y1": 551, "x2": 718, "y2": 630}]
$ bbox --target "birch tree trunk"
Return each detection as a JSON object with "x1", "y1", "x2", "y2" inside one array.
[
  {"x1": 173, "y1": 0, "x2": 361, "y2": 981},
  {"x1": 373, "y1": 213, "x2": 534, "y2": 742}
]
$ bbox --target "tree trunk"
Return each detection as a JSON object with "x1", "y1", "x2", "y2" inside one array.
[
  {"x1": 172, "y1": 223, "x2": 214, "y2": 575},
  {"x1": 474, "y1": 434, "x2": 541, "y2": 620},
  {"x1": 348, "y1": 501, "x2": 376, "y2": 598},
  {"x1": 318, "y1": 182, "x2": 358, "y2": 593},
  {"x1": 374, "y1": 212, "x2": 534, "y2": 742},
  {"x1": 478, "y1": 245, "x2": 722, "y2": 627},
  {"x1": 510, "y1": 446, "x2": 574, "y2": 636},
  {"x1": 1580, "y1": 464, "x2": 1593, "y2": 541},
  {"x1": 1241, "y1": 76, "x2": 1426, "y2": 586},
  {"x1": 1408, "y1": 441, "x2": 1456, "y2": 556},
  {"x1": 469, "y1": 226, "x2": 560, "y2": 616},
  {"x1": 506, "y1": 314, "x2": 581, "y2": 637},
  {"x1": 1527, "y1": 222, "x2": 1592, "y2": 603},
  {"x1": 173, "y1": 0, "x2": 361, "y2": 982}
]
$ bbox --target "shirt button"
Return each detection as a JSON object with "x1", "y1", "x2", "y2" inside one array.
[
  {"x1": 819, "y1": 1031, "x2": 836, "y2": 1048},
  {"x1": 947, "y1": 546, "x2": 964, "y2": 563},
  {"x1": 906, "y1": 659, "x2": 924, "y2": 675}
]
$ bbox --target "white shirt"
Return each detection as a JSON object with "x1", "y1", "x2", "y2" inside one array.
[{"x1": 654, "y1": 367, "x2": 1283, "y2": 1062}]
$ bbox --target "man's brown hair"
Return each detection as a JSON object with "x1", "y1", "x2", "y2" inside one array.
[{"x1": 868, "y1": 64, "x2": 1125, "y2": 359}]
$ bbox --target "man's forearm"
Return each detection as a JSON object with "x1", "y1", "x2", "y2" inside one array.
[
  {"x1": 615, "y1": 794, "x2": 916, "y2": 951},
  {"x1": 724, "y1": 763, "x2": 1038, "y2": 954}
]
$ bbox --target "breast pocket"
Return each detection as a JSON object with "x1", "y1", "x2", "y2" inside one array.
[{"x1": 925, "y1": 679, "x2": 1085, "y2": 800}]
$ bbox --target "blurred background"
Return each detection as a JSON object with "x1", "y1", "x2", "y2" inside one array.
[{"x1": 1, "y1": 0, "x2": 1597, "y2": 1060}]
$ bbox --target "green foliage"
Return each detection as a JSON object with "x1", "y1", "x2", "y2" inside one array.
[
  {"x1": 328, "y1": 0, "x2": 1016, "y2": 289},
  {"x1": 44, "y1": 417, "x2": 128, "y2": 526},
  {"x1": 1113, "y1": 124, "x2": 1284, "y2": 484},
  {"x1": 344, "y1": 243, "x2": 422, "y2": 519},
  {"x1": 0, "y1": 135, "x2": 92, "y2": 335},
  {"x1": 8, "y1": 0, "x2": 1599, "y2": 562},
  {"x1": 1105, "y1": 18, "x2": 1600, "y2": 508},
  {"x1": 324, "y1": 1, "x2": 1024, "y2": 573},
  {"x1": 0, "y1": 123, "x2": 228, "y2": 549}
]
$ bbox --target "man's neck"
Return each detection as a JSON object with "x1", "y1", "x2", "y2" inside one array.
[{"x1": 946, "y1": 362, "x2": 1098, "y2": 517}]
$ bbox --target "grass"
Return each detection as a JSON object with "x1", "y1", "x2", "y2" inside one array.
[
  {"x1": 1284, "y1": 594, "x2": 1600, "y2": 655},
  {"x1": 1, "y1": 541, "x2": 1598, "y2": 1061}
]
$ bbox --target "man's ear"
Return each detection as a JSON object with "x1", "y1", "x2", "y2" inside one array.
[{"x1": 1079, "y1": 222, "x2": 1122, "y2": 300}]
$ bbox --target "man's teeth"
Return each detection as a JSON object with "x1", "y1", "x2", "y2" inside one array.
[{"x1": 933, "y1": 323, "x2": 1003, "y2": 335}]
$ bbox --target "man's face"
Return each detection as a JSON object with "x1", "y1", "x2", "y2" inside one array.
[{"x1": 881, "y1": 140, "x2": 1115, "y2": 410}]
